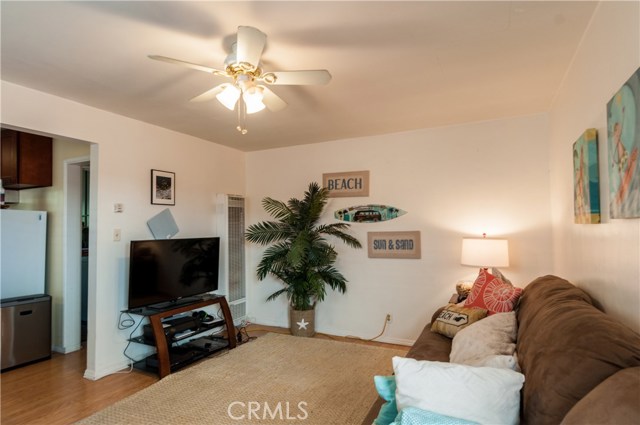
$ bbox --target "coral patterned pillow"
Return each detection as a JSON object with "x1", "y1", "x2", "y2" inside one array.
[{"x1": 464, "y1": 269, "x2": 522, "y2": 314}]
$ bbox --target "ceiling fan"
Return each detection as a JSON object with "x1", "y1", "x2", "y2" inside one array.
[{"x1": 149, "y1": 26, "x2": 332, "y2": 134}]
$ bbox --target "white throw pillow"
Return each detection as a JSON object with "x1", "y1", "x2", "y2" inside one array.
[
  {"x1": 450, "y1": 311, "x2": 519, "y2": 370},
  {"x1": 393, "y1": 357, "x2": 524, "y2": 425}
]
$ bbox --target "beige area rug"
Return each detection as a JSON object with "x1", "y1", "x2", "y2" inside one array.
[{"x1": 78, "y1": 333, "x2": 407, "y2": 425}]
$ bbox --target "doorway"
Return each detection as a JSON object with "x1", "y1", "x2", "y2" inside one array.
[
  {"x1": 80, "y1": 164, "x2": 90, "y2": 343},
  {"x1": 62, "y1": 156, "x2": 90, "y2": 352}
]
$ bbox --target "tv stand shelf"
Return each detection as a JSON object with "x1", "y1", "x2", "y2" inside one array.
[
  {"x1": 126, "y1": 296, "x2": 236, "y2": 378},
  {"x1": 128, "y1": 319, "x2": 227, "y2": 346}
]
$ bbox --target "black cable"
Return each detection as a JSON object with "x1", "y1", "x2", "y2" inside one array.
[
  {"x1": 242, "y1": 326, "x2": 255, "y2": 343},
  {"x1": 122, "y1": 314, "x2": 145, "y2": 365},
  {"x1": 235, "y1": 323, "x2": 257, "y2": 344},
  {"x1": 118, "y1": 311, "x2": 135, "y2": 330}
]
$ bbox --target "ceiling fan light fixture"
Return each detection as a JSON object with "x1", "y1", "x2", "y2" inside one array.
[
  {"x1": 243, "y1": 86, "x2": 266, "y2": 114},
  {"x1": 216, "y1": 84, "x2": 241, "y2": 110},
  {"x1": 149, "y1": 25, "x2": 332, "y2": 134}
]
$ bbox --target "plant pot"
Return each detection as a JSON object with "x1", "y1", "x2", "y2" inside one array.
[{"x1": 289, "y1": 307, "x2": 315, "y2": 337}]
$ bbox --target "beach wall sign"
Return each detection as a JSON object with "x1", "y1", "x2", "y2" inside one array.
[
  {"x1": 367, "y1": 231, "x2": 421, "y2": 259},
  {"x1": 323, "y1": 170, "x2": 369, "y2": 197}
]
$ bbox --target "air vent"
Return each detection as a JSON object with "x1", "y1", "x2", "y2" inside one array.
[{"x1": 217, "y1": 194, "x2": 246, "y2": 325}]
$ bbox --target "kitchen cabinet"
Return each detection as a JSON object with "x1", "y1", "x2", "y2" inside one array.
[{"x1": 1, "y1": 129, "x2": 52, "y2": 189}]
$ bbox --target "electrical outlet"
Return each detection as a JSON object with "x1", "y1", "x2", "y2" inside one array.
[
  {"x1": 386, "y1": 313, "x2": 392, "y2": 323},
  {"x1": 113, "y1": 228, "x2": 121, "y2": 241}
]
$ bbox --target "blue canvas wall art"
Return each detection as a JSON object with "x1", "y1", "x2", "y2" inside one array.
[
  {"x1": 573, "y1": 129, "x2": 600, "y2": 224},
  {"x1": 607, "y1": 67, "x2": 640, "y2": 218}
]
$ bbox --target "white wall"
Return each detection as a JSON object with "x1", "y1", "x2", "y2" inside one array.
[
  {"x1": 246, "y1": 114, "x2": 553, "y2": 344},
  {"x1": 12, "y1": 138, "x2": 91, "y2": 350},
  {"x1": 1, "y1": 81, "x2": 246, "y2": 379},
  {"x1": 549, "y1": 1, "x2": 640, "y2": 332}
]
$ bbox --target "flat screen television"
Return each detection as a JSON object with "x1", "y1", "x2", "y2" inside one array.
[{"x1": 128, "y1": 237, "x2": 220, "y2": 310}]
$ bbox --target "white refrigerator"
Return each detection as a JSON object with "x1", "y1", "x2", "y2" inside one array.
[
  {"x1": 0, "y1": 209, "x2": 50, "y2": 370},
  {"x1": 0, "y1": 209, "x2": 47, "y2": 299}
]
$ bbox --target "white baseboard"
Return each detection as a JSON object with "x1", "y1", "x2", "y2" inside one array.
[
  {"x1": 370, "y1": 335, "x2": 415, "y2": 346},
  {"x1": 52, "y1": 344, "x2": 82, "y2": 354},
  {"x1": 250, "y1": 317, "x2": 284, "y2": 328},
  {"x1": 250, "y1": 319, "x2": 415, "y2": 347},
  {"x1": 84, "y1": 360, "x2": 132, "y2": 381}
]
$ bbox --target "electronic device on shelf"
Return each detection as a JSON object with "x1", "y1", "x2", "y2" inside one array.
[
  {"x1": 142, "y1": 318, "x2": 196, "y2": 343},
  {"x1": 127, "y1": 237, "x2": 220, "y2": 310},
  {"x1": 192, "y1": 310, "x2": 215, "y2": 323},
  {"x1": 184, "y1": 336, "x2": 229, "y2": 353},
  {"x1": 145, "y1": 348, "x2": 196, "y2": 369},
  {"x1": 142, "y1": 313, "x2": 225, "y2": 344}
]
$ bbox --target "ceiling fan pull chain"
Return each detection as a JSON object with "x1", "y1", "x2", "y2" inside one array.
[{"x1": 236, "y1": 95, "x2": 248, "y2": 135}]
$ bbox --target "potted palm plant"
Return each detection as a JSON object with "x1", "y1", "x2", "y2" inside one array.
[{"x1": 245, "y1": 182, "x2": 362, "y2": 337}]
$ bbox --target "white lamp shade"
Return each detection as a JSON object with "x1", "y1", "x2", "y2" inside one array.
[
  {"x1": 461, "y1": 238, "x2": 509, "y2": 268},
  {"x1": 216, "y1": 84, "x2": 241, "y2": 110},
  {"x1": 243, "y1": 86, "x2": 266, "y2": 114}
]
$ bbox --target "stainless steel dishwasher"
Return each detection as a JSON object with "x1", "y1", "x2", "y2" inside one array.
[{"x1": 1, "y1": 294, "x2": 52, "y2": 371}]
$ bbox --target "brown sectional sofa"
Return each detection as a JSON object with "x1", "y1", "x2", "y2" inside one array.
[{"x1": 363, "y1": 275, "x2": 640, "y2": 424}]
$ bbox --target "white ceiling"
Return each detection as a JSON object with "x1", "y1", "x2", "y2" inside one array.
[{"x1": 1, "y1": 1, "x2": 597, "y2": 152}]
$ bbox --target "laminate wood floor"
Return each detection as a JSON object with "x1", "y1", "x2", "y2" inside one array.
[
  {"x1": 1, "y1": 326, "x2": 408, "y2": 425},
  {"x1": 0, "y1": 348, "x2": 157, "y2": 425}
]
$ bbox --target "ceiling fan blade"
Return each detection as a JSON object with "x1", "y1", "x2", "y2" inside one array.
[
  {"x1": 261, "y1": 86, "x2": 287, "y2": 112},
  {"x1": 189, "y1": 84, "x2": 227, "y2": 102},
  {"x1": 235, "y1": 26, "x2": 267, "y2": 67},
  {"x1": 148, "y1": 55, "x2": 226, "y2": 75},
  {"x1": 263, "y1": 70, "x2": 332, "y2": 86}
]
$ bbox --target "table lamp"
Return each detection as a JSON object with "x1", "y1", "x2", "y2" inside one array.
[{"x1": 461, "y1": 233, "x2": 509, "y2": 269}]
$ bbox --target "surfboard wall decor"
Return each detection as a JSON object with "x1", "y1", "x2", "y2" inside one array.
[{"x1": 334, "y1": 205, "x2": 407, "y2": 223}]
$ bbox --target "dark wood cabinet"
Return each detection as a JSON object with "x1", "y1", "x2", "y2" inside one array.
[{"x1": 1, "y1": 129, "x2": 52, "y2": 189}]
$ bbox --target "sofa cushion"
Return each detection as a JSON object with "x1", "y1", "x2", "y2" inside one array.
[
  {"x1": 464, "y1": 268, "x2": 522, "y2": 314},
  {"x1": 372, "y1": 375, "x2": 397, "y2": 425},
  {"x1": 491, "y1": 267, "x2": 512, "y2": 285},
  {"x1": 560, "y1": 367, "x2": 640, "y2": 425},
  {"x1": 393, "y1": 357, "x2": 524, "y2": 425},
  {"x1": 392, "y1": 406, "x2": 478, "y2": 425},
  {"x1": 430, "y1": 304, "x2": 488, "y2": 338},
  {"x1": 517, "y1": 276, "x2": 640, "y2": 425},
  {"x1": 450, "y1": 311, "x2": 518, "y2": 370},
  {"x1": 408, "y1": 322, "x2": 453, "y2": 361}
]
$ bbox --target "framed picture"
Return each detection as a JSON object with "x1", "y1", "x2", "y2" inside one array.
[
  {"x1": 573, "y1": 129, "x2": 600, "y2": 224},
  {"x1": 151, "y1": 169, "x2": 175, "y2": 205},
  {"x1": 607, "y1": 67, "x2": 640, "y2": 218}
]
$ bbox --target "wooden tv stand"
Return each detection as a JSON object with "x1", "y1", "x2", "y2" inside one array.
[{"x1": 127, "y1": 295, "x2": 236, "y2": 378}]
